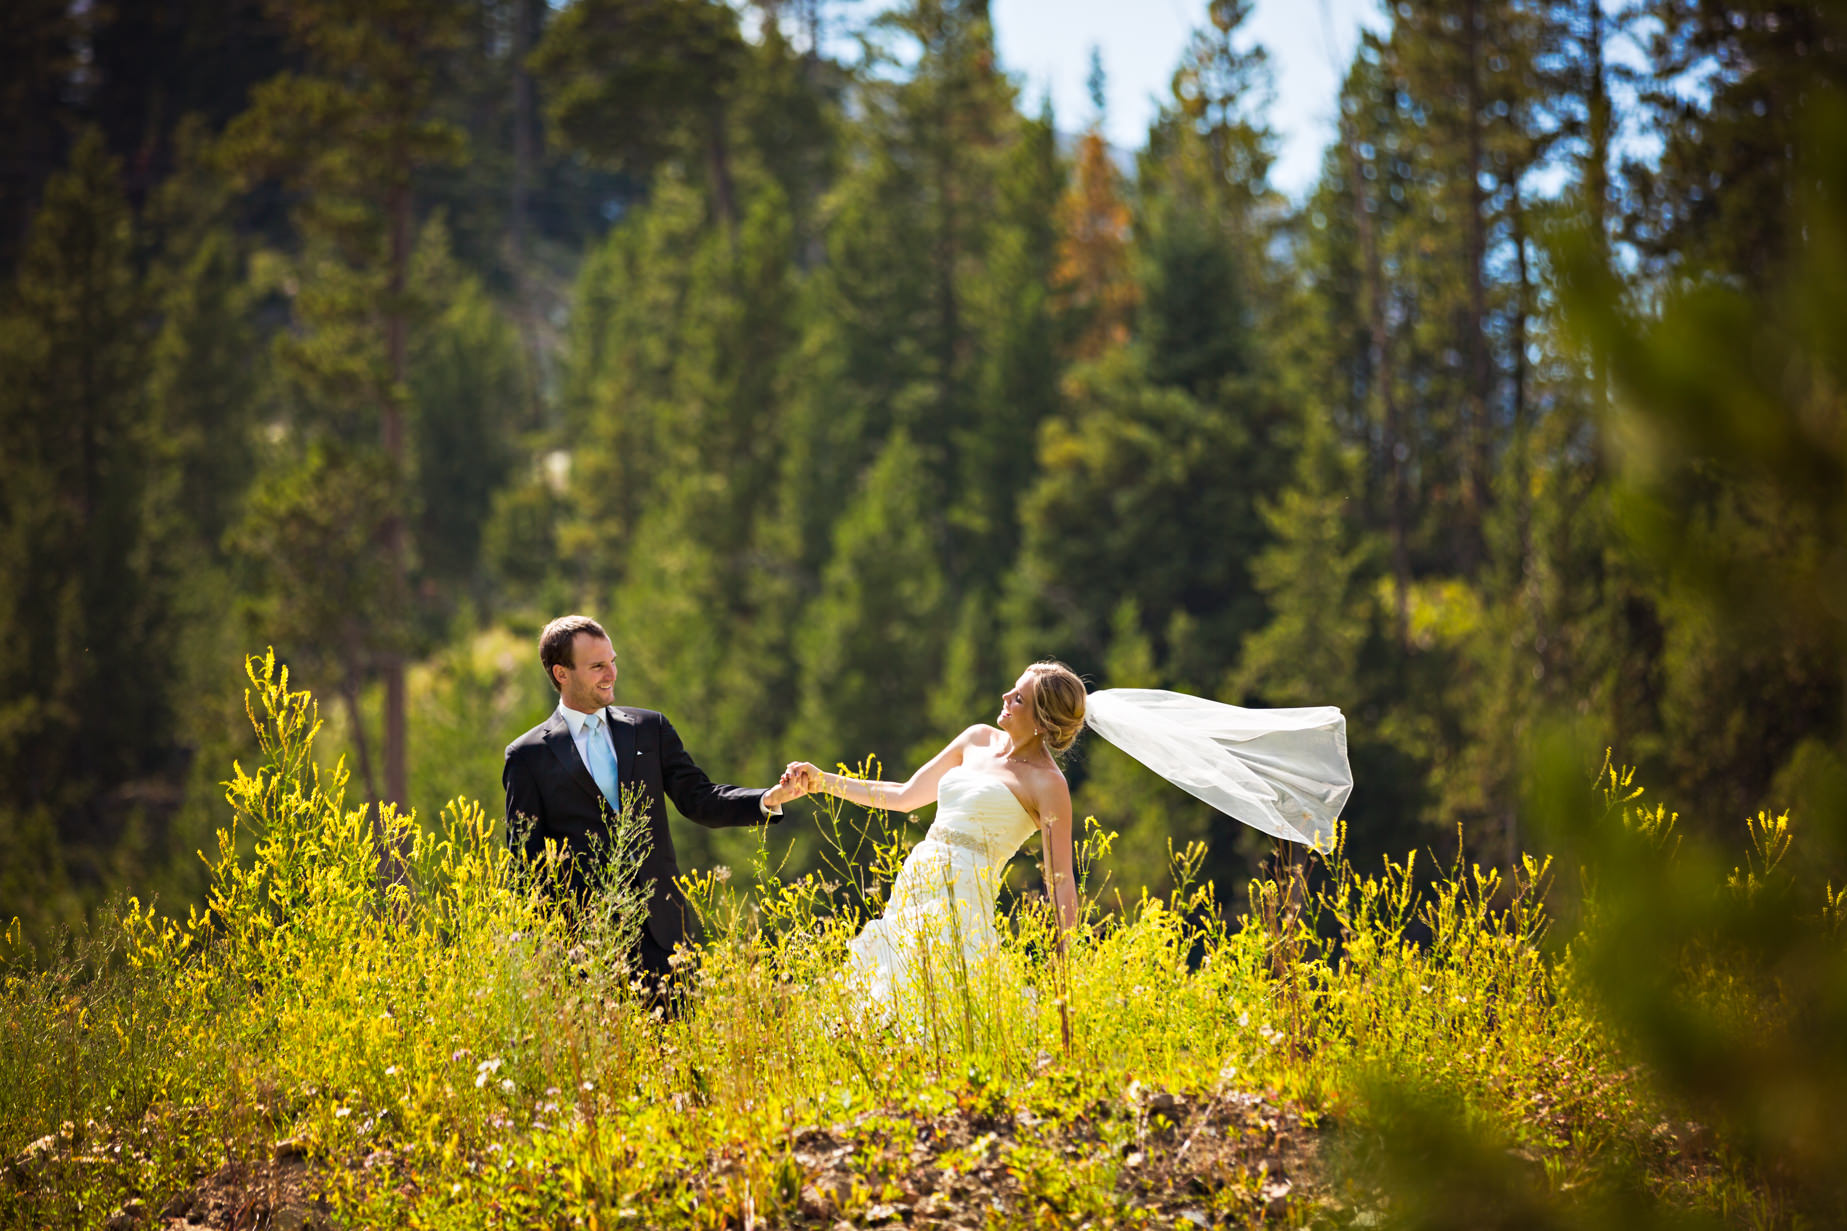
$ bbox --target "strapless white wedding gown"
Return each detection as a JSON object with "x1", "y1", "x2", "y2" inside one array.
[{"x1": 843, "y1": 764, "x2": 1039, "y2": 1017}]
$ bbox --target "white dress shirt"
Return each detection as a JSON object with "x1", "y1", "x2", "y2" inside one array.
[
  {"x1": 555, "y1": 700, "x2": 779, "y2": 817},
  {"x1": 555, "y1": 699, "x2": 610, "y2": 775}
]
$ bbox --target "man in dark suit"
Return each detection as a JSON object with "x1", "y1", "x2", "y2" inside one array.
[{"x1": 504, "y1": 614, "x2": 808, "y2": 1001}]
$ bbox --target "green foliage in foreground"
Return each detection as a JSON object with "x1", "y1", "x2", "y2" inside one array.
[{"x1": 0, "y1": 656, "x2": 1832, "y2": 1229}]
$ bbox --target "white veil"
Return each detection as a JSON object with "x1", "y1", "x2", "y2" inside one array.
[{"x1": 1082, "y1": 689, "x2": 1352, "y2": 849}]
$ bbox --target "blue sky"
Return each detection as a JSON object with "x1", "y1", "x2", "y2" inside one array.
[
  {"x1": 819, "y1": 1, "x2": 1384, "y2": 200},
  {"x1": 988, "y1": 0, "x2": 1385, "y2": 201},
  {"x1": 812, "y1": 2, "x2": 1668, "y2": 204}
]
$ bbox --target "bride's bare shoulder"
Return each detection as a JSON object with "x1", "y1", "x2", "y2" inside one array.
[
  {"x1": 1023, "y1": 759, "x2": 1071, "y2": 810},
  {"x1": 1027, "y1": 759, "x2": 1068, "y2": 788},
  {"x1": 960, "y1": 724, "x2": 1003, "y2": 747},
  {"x1": 929, "y1": 724, "x2": 998, "y2": 767}
]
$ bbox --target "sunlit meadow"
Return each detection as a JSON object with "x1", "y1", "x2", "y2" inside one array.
[{"x1": 0, "y1": 654, "x2": 1819, "y2": 1228}]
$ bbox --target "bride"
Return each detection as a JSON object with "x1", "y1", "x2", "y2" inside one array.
[
  {"x1": 780, "y1": 661, "x2": 1354, "y2": 1020},
  {"x1": 781, "y1": 661, "x2": 1089, "y2": 1015}
]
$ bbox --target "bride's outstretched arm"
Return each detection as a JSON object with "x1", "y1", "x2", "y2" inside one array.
[
  {"x1": 1037, "y1": 781, "x2": 1080, "y2": 943},
  {"x1": 786, "y1": 726, "x2": 985, "y2": 814}
]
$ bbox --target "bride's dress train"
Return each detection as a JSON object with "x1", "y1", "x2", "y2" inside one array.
[{"x1": 843, "y1": 764, "x2": 1037, "y2": 1018}]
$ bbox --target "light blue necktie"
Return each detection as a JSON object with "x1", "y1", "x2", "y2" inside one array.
[{"x1": 581, "y1": 712, "x2": 622, "y2": 816}]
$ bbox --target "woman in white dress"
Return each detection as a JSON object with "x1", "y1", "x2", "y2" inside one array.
[
  {"x1": 780, "y1": 663, "x2": 1354, "y2": 1019},
  {"x1": 781, "y1": 661, "x2": 1089, "y2": 1014}
]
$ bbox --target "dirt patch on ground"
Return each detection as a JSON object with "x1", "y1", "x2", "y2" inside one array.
[
  {"x1": 140, "y1": 1151, "x2": 331, "y2": 1231},
  {"x1": 3, "y1": 1133, "x2": 335, "y2": 1231},
  {"x1": 698, "y1": 1084, "x2": 1328, "y2": 1227},
  {"x1": 27, "y1": 1085, "x2": 1330, "y2": 1229}
]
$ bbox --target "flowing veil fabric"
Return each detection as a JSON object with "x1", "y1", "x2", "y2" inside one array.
[{"x1": 1083, "y1": 689, "x2": 1353, "y2": 848}]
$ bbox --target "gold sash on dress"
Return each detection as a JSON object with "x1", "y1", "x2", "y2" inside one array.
[{"x1": 928, "y1": 827, "x2": 991, "y2": 857}]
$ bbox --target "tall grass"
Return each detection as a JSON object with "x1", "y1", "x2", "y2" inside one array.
[{"x1": 0, "y1": 655, "x2": 1822, "y2": 1227}]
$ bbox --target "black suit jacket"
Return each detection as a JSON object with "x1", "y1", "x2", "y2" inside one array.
[{"x1": 503, "y1": 705, "x2": 775, "y2": 950}]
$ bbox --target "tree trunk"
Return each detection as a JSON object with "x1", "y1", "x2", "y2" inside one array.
[
  {"x1": 341, "y1": 671, "x2": 379, "y2": 806},
  {"x1": 511, "y1": 0, "x2": 543, "y2": 427},
  {"x1": 1462, "y1": 0, "x2": 1492, "y2": 564},
  {"x1": 1512, "y1": 193, "x2": 1530, "y2": 492},
  {"x1": 511, "y1": 0, "x2": 534, "y2": 264},
  {"x1": 1584, "y1": 0, "x2": 1611, "y2": 435},
  {"x1": 936, "y1": 143, "x2": 958, "y2": 412},
  {"x1": 1338, "y1": 102, "x2": 1410, "y2": 648},
  {"x1": 382, "y1": 177, "x2": 411, "y2": 811},
  {"x1": 706, "y1": 104, "x2": 738, "y2": 243},
  {"x1": 1585, "y1": 0, "x2": 1609, "y2": 256},
  {"x1": 1507, "y1": 191, "x2": 1533, "y2": 872}
]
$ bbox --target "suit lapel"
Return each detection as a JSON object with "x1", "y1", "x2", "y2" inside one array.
[
  {"x1": 607, "y1": 706, "x2": 639, "y2": 793},
  {"x1": 543, "y1": 713, "x2": 603, "y2": 807}
]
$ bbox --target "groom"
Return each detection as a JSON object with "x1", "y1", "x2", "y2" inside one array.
[{"x1": 503, "y1": 614, "x2": 807, "y2": 996}]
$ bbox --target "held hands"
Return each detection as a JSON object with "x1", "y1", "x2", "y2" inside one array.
[
  {"x1": 782, "y1": 761, "x2": 824, "y2": 796},
  {"x1": 763, "y1": 761, "x2": 823, "y2": 809}
]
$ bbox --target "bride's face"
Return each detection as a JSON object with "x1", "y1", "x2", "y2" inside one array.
[{"x1": 998, "y1": 672, "x2": 1037, "y2": 739}]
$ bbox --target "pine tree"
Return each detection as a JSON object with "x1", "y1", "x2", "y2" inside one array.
[
  {"x1": 1162, "y1": 0, "x2": 1275, "y2": 239},
  {"x1": 1316, "y1": 36, "x2": 1413, "y2": 643},
  {"x1": 916, "y1": 593, "x2": 992, "y2": 769},
  {"x1": 408, "y1": 219, "x2": 525, "y2": 598},
  {"x1": 1232, "y1": 409, "x2": 1377, "y2": 707},
  {"x1": 1055, "y1": 127, "x2": 1136, "y2": 362},
  {"x1": 1136, "y1": 193, "x2": 1253, "y2": 399},
  {"x1": 1012, "y1": 349, "x2": 1266, "y2": 676},
  {"x1": 1136, "y1": 0, "x2": 1275, "y2": 399},
  {"x1": 1623, "y1": 0, "x2": 1847, "y2": 290},
  {"x1": 533, "y1": 0, "x2": 749, "y2": 233},
  {"x1": 231, "y1": 445, "x2": 404, "y2": 803},
  {"x1": 218, "y1": 0, "x2": 469, "y2": 808},
  {"x1": 785, "y1": 0, "x2": 1021, "y2": 583},
  {"x1": 790, "y1": 430, "x2": 948, "y2": 781},
  {"x1": 0, "y1": 0, "x2": 79, "y2": 276},
  {"x1": 543, "y1": 26, "x2": 837, "y2": 849},
  {"x1": 1554, "y1": 0, "x2": 1847, "y2": 827},
  {"x1": 86, "y1": 0, "x2": 291, "y2": 205},
  {"x1": 0, "y1": 130, "x2": 168, "y2": 940},
  {"x1": 147, "y1": 233, "x2": 259, "y2": 560},
  {"x1": 605, "y1": 181, "x2": 806, "y2": 792},
  {"x1": 142, "y1": 120, "x2": 266, "y2": 568},
  {"x1": 560, "y1": 178, "x2": 714, "y2": 594},
  {"x1": 953, "y1": 104, "x2": 1064, "y2": 583},
  {"x1": 1378, "y1": 0, "x2": 1559, "y2": 573}
]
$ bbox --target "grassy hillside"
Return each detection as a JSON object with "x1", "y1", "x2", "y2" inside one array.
[{"x1": 0, "y1": 655, "x2": 1821, "y2": 1228}]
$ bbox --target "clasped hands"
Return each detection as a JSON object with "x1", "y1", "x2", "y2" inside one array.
[
  {"x1": 760, "y1": 757, "x2": 827, "y2": 805},
  {"x1": 761, "y1": 760, "x2": 823, "y2": 810}
]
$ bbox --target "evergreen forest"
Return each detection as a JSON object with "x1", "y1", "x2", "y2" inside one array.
[{"x1": 6, "y1": 0, "x2": 1843, "y2": 940}]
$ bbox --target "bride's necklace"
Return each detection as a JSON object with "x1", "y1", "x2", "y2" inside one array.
[{"x1": 999, "y1": 735, "x2": 1048, "y2": 765}]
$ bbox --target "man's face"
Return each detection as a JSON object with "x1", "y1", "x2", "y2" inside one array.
[{"x1": 555, "y1": 633, "x2": 617, "y2": 712}]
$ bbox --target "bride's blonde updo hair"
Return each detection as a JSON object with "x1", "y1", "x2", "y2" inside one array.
[{"x1": 1025, "y1": 660, "x2": 1087, "y2": 756}]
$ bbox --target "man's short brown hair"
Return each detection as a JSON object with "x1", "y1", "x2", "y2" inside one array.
[{"x1": 539, "y1": 615, "x2": 610, "y2": 692}]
